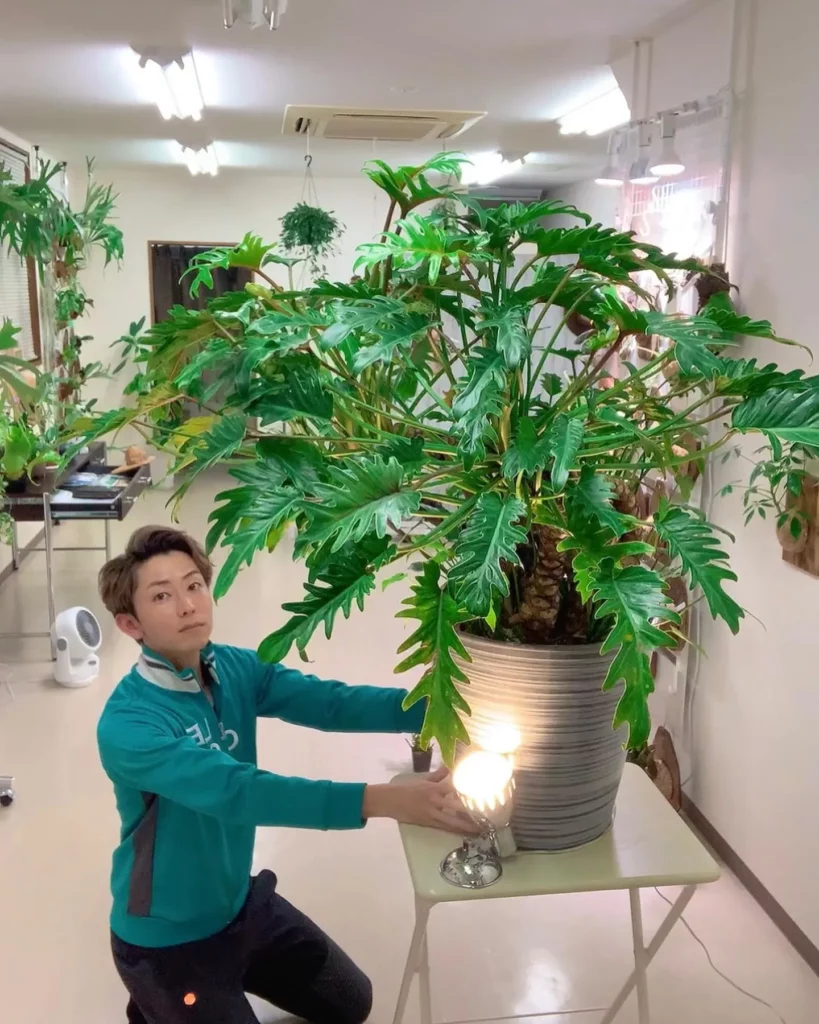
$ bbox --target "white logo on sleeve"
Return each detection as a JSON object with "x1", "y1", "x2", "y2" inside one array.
[{"x1": 186, "y1": 721, "x2": 239, "y2": 752}]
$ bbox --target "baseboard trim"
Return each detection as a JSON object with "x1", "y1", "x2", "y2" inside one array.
[
  {"x1": 683, "y1": 795, "x2": 819, "y2": 975},
  {"x1": 0, "y1": 526, "x2": 45, "y2": 587}
]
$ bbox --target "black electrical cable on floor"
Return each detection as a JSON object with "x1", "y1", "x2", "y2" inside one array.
[{"x1": 654, "y1": 888, "x2": 790, "y2": 1024}]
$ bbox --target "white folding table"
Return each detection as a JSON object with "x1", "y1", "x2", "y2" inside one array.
[{"x1": 392, "y1": 762, "x2": 720, "y2": 1024}]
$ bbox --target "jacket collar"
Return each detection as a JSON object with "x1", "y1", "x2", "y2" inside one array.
[{"x1": 136, "y1": 643, "x2": 220, "y2": 694}]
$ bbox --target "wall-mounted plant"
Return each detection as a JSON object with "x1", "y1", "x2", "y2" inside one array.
[{"x1": 0, "y1": 156, "x2": 123, "y2": 410}]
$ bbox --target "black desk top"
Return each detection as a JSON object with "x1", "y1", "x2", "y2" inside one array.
[{"x1": 3, "y1": 442, "x2": 151, "y2": 522}]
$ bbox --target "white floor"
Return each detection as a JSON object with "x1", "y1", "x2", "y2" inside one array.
[{"x1": 0, "y1": 474, "x2": 817, "y2": 1024}]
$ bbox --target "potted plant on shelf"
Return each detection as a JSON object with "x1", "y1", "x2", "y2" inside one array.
[
  {"x1": 407, "y1": 734, "x2": 434, "y2": 773},
  {"x1": 80, "y1": 153, "x2": 819, "y2": 851}
]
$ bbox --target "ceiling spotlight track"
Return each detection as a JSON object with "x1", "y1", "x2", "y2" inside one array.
[
  {"x1": 650, "y1": 112, "x2": 686, "y2": 177},
  {"x1": 595, "y1": 133, "x2": 625, "y2": 188},
  {"x1": 132, "y1": 46, "x2": 204, "y2": 122},
  {"x1": 223, "y1": 0, "x2": 289, "y2": 30},
  {"x1": 629, "y1": 122, "x2": 660, "y2": 186}
]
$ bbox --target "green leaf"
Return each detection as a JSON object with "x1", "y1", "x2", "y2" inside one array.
[
  {"x1": 549, "y1": 413, "x2": 585, "y2": 489},
  {"x1": 187, "y1": 414, "x2": 247, "y2": 473},
  {"x1": 396, "y1": 562, "x2": 472, "y2": 765},
  {"x1": 501, "y1": 418, "x2": 552, "y2": 478},
  {"x1": 452, "y1": 348, "x2": 506, "y2": 462},
  {"x1": 249, "y1": 366, "x2": 333, "y2": 424},
  {"x1": 0, "y1": 319, "x2": 21, "y2": 351},
  {"x1": 350, "y1": 311, "x2": 430, "y2": 371},
  {"x1": 376, "y1": 435, "x2": 427, "y2": 475},
  {"x1": 302, "y1": 455, "x2": 421, "y2": 552},
  {"x1": 478, "y1": 305, "x2": 531, "y2": 369},
  {"x1": 449, "y1": 493, "x2": 528, "y2": 615},
  {"x1": 567, "y1": 467, "x2": 631, "y2": 536},
  {"x1": 653, "y1": 501, "x2": 744, "y2": 633},
  {"x1": 182, "y1": 233, "x2": 281, "y2": 296},
  {"x1": 211, "y1": 485, "x2": 302, "y2": 600},
  {"x1": 732, "y1": 386, "x2": 819, "y2": 445},
  {"x1": 587, "y1": 561, "x2": 679, "y2": 748},
  {"x1": 255, "y1": 436, "x2": 326, "y2": 487},
  {"x1": 247, "y1": 308, "x2": 329, "y2": 353},
  {"x1": 258, "y1": 546, "x2": 382, "y2": 662}
]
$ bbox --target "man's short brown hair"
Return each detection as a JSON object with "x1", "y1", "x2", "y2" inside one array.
[{"x1": 98, "y1": 525, "x2": 213, "y2": 617}]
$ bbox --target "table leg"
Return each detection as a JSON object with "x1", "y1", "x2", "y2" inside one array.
[
  {"x1": 104, "y1": 518, "x2": 112, "y2": 561},
  {"x1": 10, "y1": 521, "x2": 19, "y2": 570},
  {"x1": 392, "y1": 896, "x2": 432, "y2": 1024},
  {"x1": 419, "y1": 930, "x2": 432, "y2": 1024},
  {"x1": 600, "y1": 884, "x2": 697, "y2": 1024},
  {"x1": 629, "y1": 889, "x2": 650, "y2": 1024},
  {"x1": 43, "y1": 496, "x2": 57, "y2": 659}
]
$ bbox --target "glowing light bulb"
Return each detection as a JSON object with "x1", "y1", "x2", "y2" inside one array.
[{"x1": 453, "y1": 751, "x2": 514, "y2": 815}]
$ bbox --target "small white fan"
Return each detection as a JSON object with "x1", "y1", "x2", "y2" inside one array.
[{"x1": 52, "y1": 607, "x2": 102, "y2": 688}]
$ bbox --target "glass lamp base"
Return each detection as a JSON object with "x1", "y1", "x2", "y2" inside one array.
[{"x1": 440, "y1": 835, "x2": 503, "y2": 889}]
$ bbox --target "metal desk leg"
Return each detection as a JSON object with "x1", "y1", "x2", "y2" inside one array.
[
  {"x1": 600, "y1": 884, "x2": 697, "y2": 1024},
  {"x1": 392, "y1": 896, "x2": 432, "y2": 1024},
  {"x1": 104, "y1": 518, "x2": 112, "y2": 561},
  {"x1": 419, "y1": 930, "x2": 432, "y2": 1024},
  {"x1": 10, "y1": 521, "x2": 19, "y2": 570},
  {"x1": 43, "y1": 495, "x2": 56, "y2": 659},
  {"x1": 629, "y1": 888, "x2": 650, "y2": 1024}
]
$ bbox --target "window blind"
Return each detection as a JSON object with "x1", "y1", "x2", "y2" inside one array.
[{"x1": 0, "y1": 140, "x2": 38, "y2": 360}]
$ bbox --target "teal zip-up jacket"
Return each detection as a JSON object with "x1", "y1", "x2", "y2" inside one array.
[{"x1": 97, "y1": 642, "x2": 424, "y2": 948}]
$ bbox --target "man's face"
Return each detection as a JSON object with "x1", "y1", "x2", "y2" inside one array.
[{"x1": 116, "y1": 551, "x2": 213, "y2": 662}]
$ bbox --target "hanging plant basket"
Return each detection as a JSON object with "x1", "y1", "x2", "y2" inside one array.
[{"x1": 280, "y1": 154, "x2": 344, "y2": 277}]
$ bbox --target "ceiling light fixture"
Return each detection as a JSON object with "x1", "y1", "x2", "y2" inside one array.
[
  {"x1": 133, "y1": 47, "x2": 204, "y2": 121},
  {"x1": 558, "y1": 86, "x2": 631, "y2": 137},
  {"x1": 650, "y1": 112, "x2": 686, "y2": 177},
  {"x1": 223, "y1": 0, "x2": 288, "y2": 29},
  {"x1": 461, "y1": 152, "x2": 525, "y2": 187},
  {"x1": 178, "y1": 142, "x2": 219, "y2": 176},
  {"x1": 595, "y1": 133, "x2": 625, "y2": 188},
  {"x1": 629, "y1": 123, "x2": 660, "y2": 186}
]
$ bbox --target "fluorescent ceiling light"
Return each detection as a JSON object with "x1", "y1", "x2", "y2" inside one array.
[
  {"x1": 179, "y1": 143, "x2": 219, "y2": 176},
  {"x1": 558, "y1": 87, "x2": 631, "y2": 137},
  {"x1": 650, "y1": 112, "x2": 685, "y2": 177},
  {"x1": 595, "y1": 134, "x2": 625, "y2": 188},
  {"x1": 223, "y1": 0, "x2": 288, "y2": 29},
  {"x1": 135, "y1": 48, "x2": 204, "y2": 121},
  {"x1": 629, "y1": 124, "x2": 659, "y2": 186},
  {"x1": 462, "y1": 152, "x2": 525, "y2": 186}
]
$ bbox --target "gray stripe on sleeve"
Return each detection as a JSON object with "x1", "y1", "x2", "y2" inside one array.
[{"x1": 127, "y1": 793, "x2": 159, "y2": 918}]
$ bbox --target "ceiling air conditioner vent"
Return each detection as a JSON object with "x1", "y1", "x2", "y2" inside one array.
[{"x1": 283, "y1": 105, "x2": 485, "y2": 142}]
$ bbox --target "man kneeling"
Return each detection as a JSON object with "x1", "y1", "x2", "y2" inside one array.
[{"x1": 97, "y1": 525, "x2": 473, "y2": 1023}]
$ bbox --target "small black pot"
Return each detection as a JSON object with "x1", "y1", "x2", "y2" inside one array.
[
  {"x1": 4, "y1": 476, "x2": 27, "y2": 494},
  {"x1": 411, "y1": 747, "x2": 434, "y2": 773}
]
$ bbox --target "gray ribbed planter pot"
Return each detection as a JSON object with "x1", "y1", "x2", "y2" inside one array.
[{"x1": 456, "y1": 633, "x2": 626, "y2": 852}]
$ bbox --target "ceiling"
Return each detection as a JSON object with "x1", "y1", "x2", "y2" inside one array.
[{"x1": 0, "y1": 0, "x2": 694, "y2": 186}]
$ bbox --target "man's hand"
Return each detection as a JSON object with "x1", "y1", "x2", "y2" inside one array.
[{"x1": 362, "y1": 766, "x2": 480, "y2": 835}]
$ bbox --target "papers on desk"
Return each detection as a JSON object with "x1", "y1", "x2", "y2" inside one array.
[{"x1": 52, "y1": 488, "x2": 117, "y2": 506}]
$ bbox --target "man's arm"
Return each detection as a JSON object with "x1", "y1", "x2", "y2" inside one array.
[
  {"x1": 98, "y1": 710, "x2": 476, "y2": 834},
  {"x1": 252, "y1": 653, "x2": 426, "y2": 735},
  {"x1": 98, "y1": 709, "x2": 366, "y2": 830}
]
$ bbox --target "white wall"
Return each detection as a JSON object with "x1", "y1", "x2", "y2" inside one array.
[
  {"x1": 547, "y1": 178, "x2": 619, "y2": 228},
  {"x1": 74, "y1": 168, "x2": 385, "y2": 414},
  {"x1": 640, "y1": 0, "x2": 819, "y2": 947}
]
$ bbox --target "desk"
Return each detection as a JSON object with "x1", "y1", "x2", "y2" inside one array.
[
  {"x1": 392, "y1": 763, "x2": 720, "y2": 1024},
  {"x1": 1, "y1": 442, "x2": 150, "y2": 653}
]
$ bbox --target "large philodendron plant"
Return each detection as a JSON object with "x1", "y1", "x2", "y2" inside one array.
[{"x1": 82, "y1": 153, "x2": 819, "y2": 762}]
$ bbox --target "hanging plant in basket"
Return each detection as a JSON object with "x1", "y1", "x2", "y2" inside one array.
[
  {"x1": 280, "y1": 202, "x2": 342, "y2": 276},
  {"x1": 280, "y1": 153, "x2": 344, "y2": 278}
]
